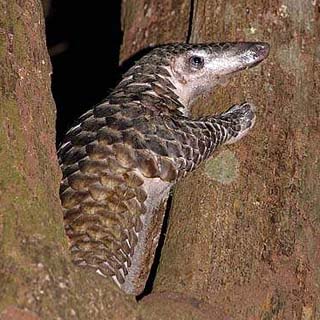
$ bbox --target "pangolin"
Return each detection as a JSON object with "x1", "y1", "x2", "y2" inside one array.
[{"x1": 58, "y1": 42, "x2": 270, "y2": 295}]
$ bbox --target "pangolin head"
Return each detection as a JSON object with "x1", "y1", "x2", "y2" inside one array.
[{"x1": 116, "y1": 42, "x2": 270, "y2": 115}]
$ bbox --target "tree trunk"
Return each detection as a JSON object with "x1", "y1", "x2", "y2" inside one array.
[
  {"x1": 0, "y1": 1, "x2": 137, "y2": 319},
  {"x1": 121, "y1": 0, "x2": 320, "y2": 319},
  {"x1": 1, "y1": 0, "x2": 319, "y2": 319}
]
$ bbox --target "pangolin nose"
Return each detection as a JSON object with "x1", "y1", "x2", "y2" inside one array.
[{"x1": 250, "y1": 42, "x2": 270, "y2": 60}]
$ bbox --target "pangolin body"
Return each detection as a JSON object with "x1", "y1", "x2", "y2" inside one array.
[{"x1": 58, "y1": 43, "x2": 269, "y2": 295}]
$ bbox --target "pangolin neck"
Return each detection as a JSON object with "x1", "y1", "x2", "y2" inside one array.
[{"x1": 109, "y1": 66, "x2": 185, "y2": 115}]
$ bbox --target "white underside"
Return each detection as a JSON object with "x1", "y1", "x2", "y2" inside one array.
[{"x1": 120, "y1": 175, "x2": 172, "y2": 294}]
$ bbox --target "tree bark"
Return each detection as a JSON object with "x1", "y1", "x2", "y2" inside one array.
[
  {"x1": 0, "y1": 1, "x2": 138, "y2": 319},
  {"x1": 121, "y1": 0, "x2": 320, "y2": 319}
]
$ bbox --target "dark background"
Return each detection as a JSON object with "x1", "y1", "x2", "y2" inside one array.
[{"x1": 45, "y1": 1, "x2": 123, "y2": 144}]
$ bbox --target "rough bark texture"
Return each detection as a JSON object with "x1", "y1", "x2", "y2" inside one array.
[
  {"x1": 120, "y1": 0, "x2": 191, "y2": 63},
  {"x1": 121, "y1": 0, "x2": 320, "y2": 319},
  {"x1": 0, "y1": 1, "x2": 138, "y2": 319}
]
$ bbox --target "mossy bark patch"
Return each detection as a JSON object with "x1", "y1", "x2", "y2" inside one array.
[{"x1": 204, "y1": 150, "x2": 239, "y2": 184}]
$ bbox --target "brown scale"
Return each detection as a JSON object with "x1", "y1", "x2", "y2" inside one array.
[{"x1": 58, "y1": 42, "x2": 269, "y2": 295}]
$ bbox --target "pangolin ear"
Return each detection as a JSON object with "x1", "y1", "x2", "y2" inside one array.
[{"x1": 170, "y1": 56, "x2": 187, "y2": 85}]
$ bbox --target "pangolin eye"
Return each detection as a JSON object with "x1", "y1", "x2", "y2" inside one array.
[{"x1": 189, "y1": 56, "x2": 205, "y2": 69}]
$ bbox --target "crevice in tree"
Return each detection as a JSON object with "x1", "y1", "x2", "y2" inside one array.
[
  {"x1": 136, "y1": 195, "x2": 173, "y2": 301},
  {"x1": 186, "y1": 0, "x2": 195, "y2": 43},
  {"x1": 45, "y1": 1, "x2": 123, "y2": 145}
]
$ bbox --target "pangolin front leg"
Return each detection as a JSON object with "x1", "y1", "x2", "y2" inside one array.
[{"x1": 58, "y1": 42, "x2": 269, "y2": 295}]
